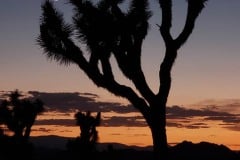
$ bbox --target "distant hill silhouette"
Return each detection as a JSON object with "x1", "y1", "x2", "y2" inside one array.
[
  {"x1": 169, "y1": 140, "x2": 240, "y2": 160},
  {"x1": 29, "y1": 136, "x2": 240, "y2": 160},
  {"x1": 30, "y1": 135, "x2": 68, "y2": 150},
  {"x1": 29, "y1": 135, "x2": 152, "y2": 151}
]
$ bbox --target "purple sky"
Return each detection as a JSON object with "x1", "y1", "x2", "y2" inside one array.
[{"x1": 0, "y1": 0, "x2": 240, "y2": 106}]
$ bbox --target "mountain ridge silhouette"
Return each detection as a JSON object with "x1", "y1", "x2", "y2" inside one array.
[
  {"x1": 30, "y1": 135, "x2": 152, "y2": 151},
  {"x1": 29, "y1": 135, "x2": 240, "y2": 160}
]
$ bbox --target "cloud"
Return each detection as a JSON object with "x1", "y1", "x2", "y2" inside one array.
[
  {"x1": 102, "y1": 116, "x2": 146, "y2": 127},
  {"x1": 35, "y1": 115, "x2": 147, "y2": 127},
  {"x1": 166, "y1": 105, "x2": 240, "y2": 129},
  {"x1": 1, "y1": 91, "x2": 239, "y2": 130},
  {"x1": 223, "y1": 124, "x2": 240, "y2": 131},
  {"x1": 166, "y1": 122, "x2": 183, "y2": 128},
  {"x1": 28, "y1": 91, "x2": 137, "y2": 113},
  {"x1": 31, "y1": 127, "x2": 55, "y2": 133},
  {"x1": 192, "y1": 99, "x2": 240, "y2": 113},
  {"x1": 166, "y1": 105, "x2": 234, "y2": 118},
  {"x1": 33, "y1": 104, "x2": 239, "y2": 129},
  {"x1": 166, "y1": 121, "x2": 209, "y2": 129},
  {"x1": 205, "y1": 116, "x2": 240, "y2": 124},
  {"x1": 35, "y1": 119, "x2": 76, "y2": 126},
  {"x1": 25, "y1": 92, "x2": 239, "y2": 129},
  {"x1": 184, "y1": 123, "x2": 210, "y2": 129}
]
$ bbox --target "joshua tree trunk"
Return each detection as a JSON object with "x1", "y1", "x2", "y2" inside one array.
[
  {"x1": 150, "y1": 106, "x2": 168, "y2": 160},
  {"x1": 151, "y1": 48, "x2": 177, "y2": 160},
  {"x1": 24, "y1": 124, "x2": 33, "y2": 140}
]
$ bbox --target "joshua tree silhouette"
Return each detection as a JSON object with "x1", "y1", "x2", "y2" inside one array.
[
  {"x1": 67, "y1": 111, "x2": 101, "y2": 158},
  {"x1": 38, "y1": 0, "x2": 208, "y2": 159},
  {"x1": 0, "y1": 90, "x2": 44, "y2": 160},
  {"x1": 0, "y1": 90, "x2": 44, "y2": 140}
]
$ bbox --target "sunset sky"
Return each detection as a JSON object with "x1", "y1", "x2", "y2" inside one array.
[{"x1": 0, "y1": 0, "x2": 240, "y2": 150}]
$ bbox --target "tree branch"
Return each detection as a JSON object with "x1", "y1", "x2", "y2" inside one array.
[
  {"x1": 175, "y1": 0, "x2": 207, "y2": 49},
  {"x1": 110, "y1": 1, "x2": 155, "y2": 103},
  {"x1": 61, "y1": 39, "x2": 151, "y2": 120},
  {"x1": 39, "y1": 0, "x2": 152, "y2": 124},
  {"x1": 100, "y1": 53, "x2": 114, "y2": 80},
  {"x1": 158, "y1": 0, "x2": 173, "y2": 44}
]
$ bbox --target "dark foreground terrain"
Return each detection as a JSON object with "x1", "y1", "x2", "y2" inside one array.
[
  {"x1": 1, "y1": 136, "x2": 239, "y2": 160},
  {"x1": 32, "y1": 141, "x2": 240, "y2": 160}
]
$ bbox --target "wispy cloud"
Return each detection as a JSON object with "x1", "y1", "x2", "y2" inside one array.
[
  {"x1": 191, "y1": 99, "x2": 240, "y2": 113},
  {"x1": 35, "y1": 119, "x2": 76, "y2": 126},
  {"x1": 167, "y1": 105, "x2": 234, "y2": 118},
  {"x1": 166, "y1": 105, "x2": 240, "y2": 129},
  {"x1": 31, "y1": 127, "x2": 55, "y2": 133},
  {"x1": 223, "y1": 124, "x2": 240, "y2": 131}
]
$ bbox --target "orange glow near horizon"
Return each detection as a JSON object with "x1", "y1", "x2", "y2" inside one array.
[
  {"x1": 29, "y1": 124, "x2": 240, "y2": 151},
  {"x1": 3, "y1": 110, "x2": 239, "y2": 150},
  {"x1": 26, "y1": 109, "x2": 240, "y2": 151}
]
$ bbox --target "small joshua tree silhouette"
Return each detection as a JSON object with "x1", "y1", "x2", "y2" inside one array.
[
  {"x1": 67, "y1": 111, "x2": 101, "y2": 157},
  {"x1": 0, "y1": 90, "x2": 44, "y2": 140}
]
